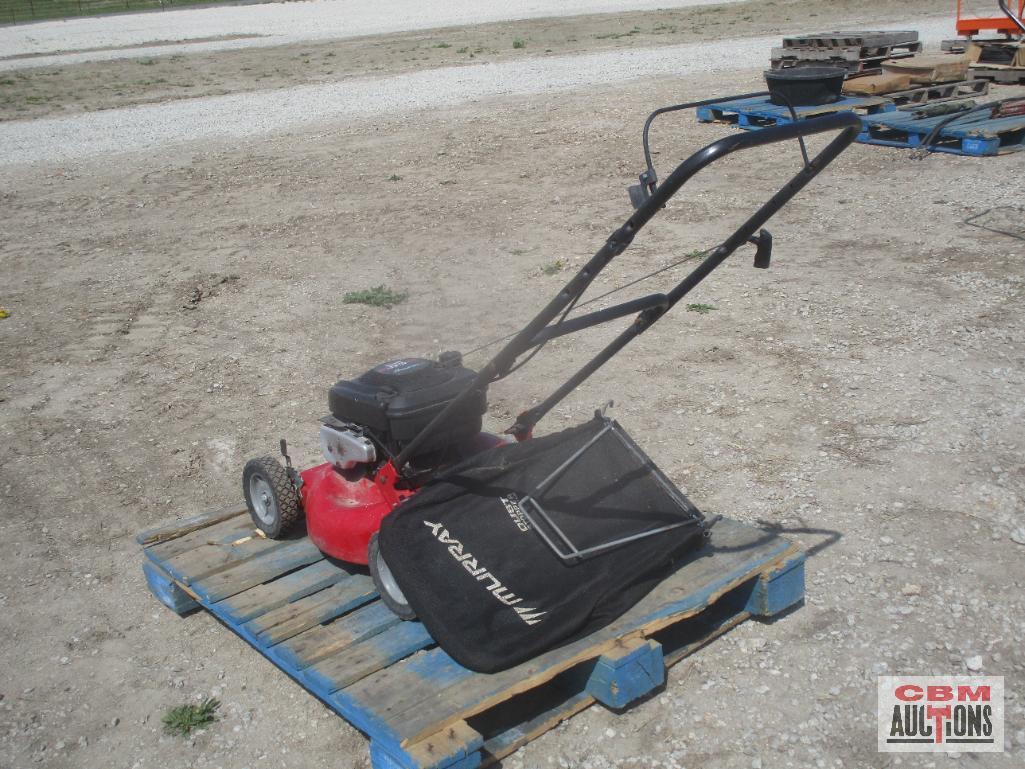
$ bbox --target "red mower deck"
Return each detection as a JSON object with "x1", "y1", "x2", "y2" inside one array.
[{"x1": 139, "y1": 509, "x2": 804, "y2": 769}]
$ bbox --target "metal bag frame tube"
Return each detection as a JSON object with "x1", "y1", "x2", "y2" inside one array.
[{"x1": 394, "y1": 110, "x2": 861, "y2": 471}]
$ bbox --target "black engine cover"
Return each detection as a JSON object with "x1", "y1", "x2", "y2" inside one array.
[{"x1": 328, "y1": 353, "x2": 487, "y2": 458}]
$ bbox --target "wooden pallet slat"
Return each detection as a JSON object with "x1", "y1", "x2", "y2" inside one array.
[
  {"x1": 245, "y1": 575, "x2": 377, "y2": 646},
  {"x1": 306, "y1": 619, "x2": 435, "y2": 696},
  {"x1": 374, "y1": 721, "x2": 484, "y2": 769},
  {"x1": 190, "y1": 538, "x2": 324, "y2": 602},
  {"x1": 695, "y1": 93, "x2": 1025, "y2": 157},
  {"x1": 141, "y1": 508, "x2": 806, "y2": 769},
  {"x1": 771, "y1": 42, "x2": 922, "y2": 73},
  {"x1": 339, "y1": 646, "x2": 478, "y2": 747},
  {"x1": 136, "y1": 506, "x2": 247, "y2": 547},
  {"x1": 781, "y1": 30, "x2": 919, "y2": 49},
  {"x1": 273, "y1": 601, "x2": 402, "y2": 670},
  {"x1": 212, "y1": 559, "x2": 352, "y2": 624},
  {"x1": 970, "y1": 66, "x2": 1025, "y2": 85},
  {"x1": 889, "y1": 80, "x2": 990, "y2": 110},
  {"x1": 859, "y1": 109, "x2": 1025, "y2": 156},
  {"x1": 159, "y1": 531, "x2": 288, "y2": 586},
  {"x1": 144, "y1": 513, "x2": 255, "y2": 562},
  {"x1": 695, "y1": 94, "x2": 893, "y2": 130},
  {"x1": 772, "y1": 30, "x2": 921, "y2": 73}
]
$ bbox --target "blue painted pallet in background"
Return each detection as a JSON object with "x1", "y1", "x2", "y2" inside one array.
[
  {"x1": 858, "y1": 109, "x2": 1025, "y2": 156},
  {"x1": 695, "y1": 94, "x2": 893, "y2": 128},
  {"x1": 695, "y1": 94, "x2": 1025, "y2": 157},
  {"x1": 139, "y1": 509, "x2": 805, "y2": 769}
]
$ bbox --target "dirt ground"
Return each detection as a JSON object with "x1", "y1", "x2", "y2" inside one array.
[
  {"x1": 1, "y1": 2, "x2": 1025, "y2": 768},
  {"x1": 0, "y1": 0, "x2": 943, "y2": 121}
]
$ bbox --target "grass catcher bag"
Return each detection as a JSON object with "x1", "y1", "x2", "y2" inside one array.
[{"x1": 378, "y1": 416, "x2": 711, "y2": 673}]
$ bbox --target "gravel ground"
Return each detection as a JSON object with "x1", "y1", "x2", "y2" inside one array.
[
  {"x1": 0, "y1": 0, "x2": 742, "y2": 65},
  {"x1": 0, "y1": 16, "x2": 951, "y2": 166}
]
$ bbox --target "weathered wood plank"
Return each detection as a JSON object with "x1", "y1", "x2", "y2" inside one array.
[
  {"x1": 160, "y1": 531, "x2": 287, "y2": 586},
  {"x1": 245, "y1": 575, "x2": 377, "y2": 647},
  {"x1": 304, "y1": 620, "x2": 434, "y2": 697},
  {"x1": 145, "y1": 514, "x2": 256, "y2": 563},
  {"x1": 136, "y1": 506, "x2": 247, "y2": 547},
  {"x1": 212, "y1": 560, "x2": 351, "y2": 625},
  {"x1": 338, "y1": 647, "x2": 476, "y2": 746},
  {"x1": 272, "y1": 601, "x2": 401, "y2": 670},
  {"x1": 375, "y1": 720, "x2": 483, "y2": 769},
  {"x1": 190, "y1": 539, "x2": 324, "y2": 603}
]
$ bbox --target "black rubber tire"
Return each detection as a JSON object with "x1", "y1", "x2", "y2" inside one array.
[
  {"x1": 242, "y1": 456, "x2": 302, "y2": 539},
  {"x1": 368, "y1": 533, "x2": 417, "y2": 620}
]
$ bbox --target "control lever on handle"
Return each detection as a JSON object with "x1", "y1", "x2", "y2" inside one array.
[
  {"x1": 748, "y1": 229, "x2": 773, "y2": 269},
  {"x1": 627, "y1": 170, "x2": 658, "y2": 210}
]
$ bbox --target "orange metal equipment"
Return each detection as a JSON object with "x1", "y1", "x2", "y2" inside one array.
[{"x1": 957, "y1": 0, "x2": 1025, "y2": 37}]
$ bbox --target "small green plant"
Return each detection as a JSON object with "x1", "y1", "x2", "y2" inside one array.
[
  {"x1": 163, "y1": 698, "x2": 220, "y2": 736},
  {"x1": 456, "y1": 46, "x2": 469, "y2": 54},
  {"x1": 434, "y1": 42, "x2": 452, "y2": 48},
  {"x1": 541, "y1": 259, "x2": 565, "y2": 275},
  {"x1": 686, "y1": 303, "x2": 716, "y2": 314},
  {"x1": 387, "y1": 174, "x2": 402, "y2": 181},
  {"x1": 138, "y1": 58, "x2": 156, "y2": 66},
  {"x1": 512, "y1": 38, "x2": 526, "y2": 49},
  {"x1": 343, "y1": 286, "x2": 408, "y2": 308}
]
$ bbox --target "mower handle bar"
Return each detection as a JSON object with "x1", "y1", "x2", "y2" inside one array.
[
  {"x1": 636, "y1": 90, "x2": 770, "y2": 196},
  {"x1": 525, "y1": 293, "x2": 669, "y2": 348},
  {"x1": 392, "y1": 109, "x2": 862, "y2": 472}
]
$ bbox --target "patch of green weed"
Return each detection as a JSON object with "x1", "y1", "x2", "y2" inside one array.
[
  {"x1": 162, "y1": 699, "x2": 220, "y2": 737},
  {"x1": 343, "y1": 286, "x2": 409, "y2": 308},
  {"x1": 686, "y1": 303, "x2": 716, "y2": 314}
]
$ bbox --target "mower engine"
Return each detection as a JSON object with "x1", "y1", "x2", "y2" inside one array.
[
  {"x1": 241, "y1": 351, "x2": 496, "y2": 566},
  {"x1": 324, "y1": 351, "x2": 487, "y2": 469}
]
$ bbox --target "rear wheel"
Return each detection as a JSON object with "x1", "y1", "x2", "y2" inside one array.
[
  {"x1": 369, "y1": 533, "x2": 416, "y2": 620},
  {"x1": 243, "y1": 456, "x2": 302, "y2": 538}
]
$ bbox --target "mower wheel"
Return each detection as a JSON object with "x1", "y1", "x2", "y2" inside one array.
[
  {"x1": 368, "y1": 533, "x2": 416, "y2": 620},
  {"x1": 242, "y1": 456, "x2": 302, "y2": 538}
]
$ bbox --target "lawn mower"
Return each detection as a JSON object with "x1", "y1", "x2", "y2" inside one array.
[{"x1": 242, "y1": 100, "x2": 861, "y2": 640}]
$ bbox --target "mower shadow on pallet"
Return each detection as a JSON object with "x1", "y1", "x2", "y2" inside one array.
[{"x1": 139, "y1": 509, "x2": 804, "y2": 769}]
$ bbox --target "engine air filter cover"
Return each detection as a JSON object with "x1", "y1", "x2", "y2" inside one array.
[{"x1": 328, "y1": 354, "x2": 486, "y2": 455}]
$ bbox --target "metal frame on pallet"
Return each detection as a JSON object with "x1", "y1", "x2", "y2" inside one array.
[{"x1": 517, "y1": 419, "x2": 707, "y2": 562}]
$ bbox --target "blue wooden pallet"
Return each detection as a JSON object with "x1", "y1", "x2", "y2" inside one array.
[
  {"x1": 858, "y1": 109, "x2": 1025, "y2": 156},
  {"x1": 139, "y1": 508, "x2": 804, "y2": 769},
  {"x1": 696, "y1": 94, "x2": 893, "y2": 128}
]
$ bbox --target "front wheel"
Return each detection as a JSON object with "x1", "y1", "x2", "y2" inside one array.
[
  {"x1": 243, "y1": 456, "x2": 302, "y2": 538},
  {"x1": 368, "y1": 533, "x2": 416, "y2": 620}
]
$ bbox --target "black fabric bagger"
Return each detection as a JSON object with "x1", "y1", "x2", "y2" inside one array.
[{"x1": 378, "y1": 417, "x2": 710, "y2": 673}]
